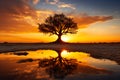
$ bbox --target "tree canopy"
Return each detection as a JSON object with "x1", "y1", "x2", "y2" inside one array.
[{"x1": 38, "y1": 13, "x2": 78, "y2": 43}]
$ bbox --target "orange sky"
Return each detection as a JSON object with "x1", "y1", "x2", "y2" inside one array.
[{"x1": 0, "y1": 0, "x2": 120, "y2": 43}]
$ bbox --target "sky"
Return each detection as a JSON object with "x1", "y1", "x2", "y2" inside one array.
[{"x1": 0, "y1": 0, "x2": 120, "y2": 43}]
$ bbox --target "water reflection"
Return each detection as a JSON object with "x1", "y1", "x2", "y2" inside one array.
[
  {"x1": 16, "y1": 50, "x2": 112, "y2": 80},
  {"x1": 0, "y1": 49, "x2": 120, "y2": 80},
  {"x1": 38, "y1": 50, "x2": 78, "y2": 79},
  {"x1": 39, "y1": 58, "x2": 77, "y2": 79}
]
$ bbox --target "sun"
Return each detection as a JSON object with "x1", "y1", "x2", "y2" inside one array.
[
  {"x1": 61, "y1": 36, "x2": 69, "y2": 42},
  {"x1": 61, "y1": 50, "x2": 69, "y2": 57}
]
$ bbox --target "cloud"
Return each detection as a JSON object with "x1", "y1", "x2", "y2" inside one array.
[
  {"x1": 58, "y1": 3, "x2": 76, "y2": 9},
  {"x1": 36, "y1": 10, "x2": 54, "y2": 23},
  {"x1": 33, "y1": 0, "x2": 40, "y2": 5},
  {"x1": 45, "y1": 0, "x2": 59, "y2": 4},
  {"x1": 49, "y1": 0, "x2": 59, "y2": 5},
  {"x1": 46, "y1": 0, "x2": 76, "y2": 10},
  {"x1": 0, "y1": 0, "x2": 113, "y2": 33},
  {"x1": 0, "y1": 0, "x2": 38, "y2": 32},
  {"x1": 36, "y1": 10, "x2": 54, "y2": 15},
  {"x1": 0, "y1": 0, "x2": 55, "y2": 33},
  {"x1": 73, "y1": 14, "x2": 113, "y2": 28}
]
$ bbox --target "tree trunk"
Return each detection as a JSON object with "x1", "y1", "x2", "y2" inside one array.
[
  {"x1": 58, "y1": 52, "x2": 62, "y2": 64},
  {"x1": 55, "y1": 34, "x2": 63, "y2": 43}
]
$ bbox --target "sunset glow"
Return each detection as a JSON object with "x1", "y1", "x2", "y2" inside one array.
[
  {"x1": 61, "y1": 36, "x2": 70, "y2": 42},
  {"x1": 0, "y1": 0, "x2": 120, "y2": 43}
]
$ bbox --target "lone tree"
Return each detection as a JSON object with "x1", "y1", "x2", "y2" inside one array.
[{"x1": 38, "y1": 13, "x2": 78, "y2": 43}]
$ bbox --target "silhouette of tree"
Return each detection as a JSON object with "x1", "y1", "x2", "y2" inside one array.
[
  {"x1": 38, "y1": 13, "x2": 78, "y2": 43},
  {"x1": 38, "y1": 50, "x2": 78, "y2": 79}
]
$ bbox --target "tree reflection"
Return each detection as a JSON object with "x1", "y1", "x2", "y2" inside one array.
[
  {"x1": 38, "y1": 50, "x2": 78, "y2": 79},
  {"x1": 16, "y1": 50, "x2": 112, "y2": 80}
]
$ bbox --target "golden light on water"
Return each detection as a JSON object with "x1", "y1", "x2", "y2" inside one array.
[
  {"x1": 61, "y1": 50, "x2": 69, "y2": 57},
  {"x1": 60, "y1": 50, "x2": 91, "y2": 62},
  {"x1": 27, "y1": 50, "x2": 58, "y2": 58}
]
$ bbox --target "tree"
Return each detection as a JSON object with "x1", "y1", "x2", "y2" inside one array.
[{"x1": 38, "y1": 13, "x2": 78, "y2": 43}]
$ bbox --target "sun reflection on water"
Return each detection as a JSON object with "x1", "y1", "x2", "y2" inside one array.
[
  {"x1": 61, "y1": 49, "x2": 69, "y2": 57},
  {"x1": 60, "y1": 49, "x2": 90, "y2": 63}
]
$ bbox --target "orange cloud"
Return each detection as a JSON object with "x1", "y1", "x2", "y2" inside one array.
[
  {"x1": 36, "y1": 10, "x2": 54, "y2": 23},
  {"x1": 73, "y1": 14, "x2": 113, "y2": 28},
  {"x1": 0, "y1": 0, "x2": 55, "y2": 33},
  {"x1": 33, "y1": 0, "x2": 40, "y2": 5},
  {"x1": 0, "y1": 0, "x2": 37, "y2": 32},
  {"x1": 0, "y1": 0, "x2": 113, "y2": 33}
]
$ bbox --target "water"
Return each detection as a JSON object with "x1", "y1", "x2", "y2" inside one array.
[{"x1": 0, "y1": 49, "x2": 120, "y2": 80}]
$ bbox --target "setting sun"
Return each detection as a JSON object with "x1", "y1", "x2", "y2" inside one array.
[{"x1": 61, "y1": 36, "x2": 70, "y2": 42}]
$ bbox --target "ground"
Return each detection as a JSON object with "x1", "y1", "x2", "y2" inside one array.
[{"x1": 0, "y1": 43, "x2": 120, "y2": 64}]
